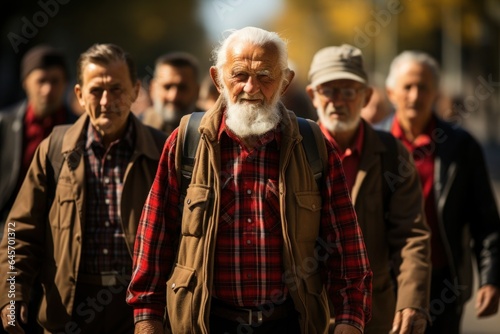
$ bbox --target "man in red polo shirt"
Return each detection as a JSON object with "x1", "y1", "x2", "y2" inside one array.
[{"x1": 386, "y1": 50, "x2": 500, "y2": 334}]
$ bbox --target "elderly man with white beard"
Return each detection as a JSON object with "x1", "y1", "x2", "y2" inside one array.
[{"x1": 127, "y1": 26, "x2": 372, "y2": 334}]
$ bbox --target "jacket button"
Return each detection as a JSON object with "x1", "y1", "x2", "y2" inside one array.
[
  {"x1": 171, "y1": 283, "x2": 176, "y2": 290},
  {"x1": 186, "y1": 199, "x2": 191, "y2": 204}
]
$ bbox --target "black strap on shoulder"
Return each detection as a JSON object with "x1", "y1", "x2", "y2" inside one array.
[
  {"x1": 46, "y1": 125, "x2": 70, "y2": 204},
  {"x1": 376, "y1": 130, "x2": 399, "y2": 219},
  {"x1": 297, "y1": 117, "x2": 323, "y2": 184},
  {"x1": 180, "y1": 111, "x2": 205, "y2": 198}
]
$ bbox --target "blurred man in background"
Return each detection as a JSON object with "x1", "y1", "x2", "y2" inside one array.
[
  {"x1": 0, "y1": 45, "x2": 76, "y2": 334},
  {"x1": 385, "y1": 50, "x2": 500, "y2": 334},
  {"x1": 0, "y1": 45, "x2": 76, "y2": 231},
  {"x1": 142, "y1": 51, "x2": 202, "y2": 135}
]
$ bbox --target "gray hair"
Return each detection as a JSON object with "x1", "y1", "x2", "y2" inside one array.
[
  {"x1": 77, "y1": 43, "x2": 137, "y2": 85},
  {"x1": 385, "y1": 51, "x2": 440, "y2": 89},
  {"x1": 211, "y1": 26, "x2": 290, "y2": 85}
]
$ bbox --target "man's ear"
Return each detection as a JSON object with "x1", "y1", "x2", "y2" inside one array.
[
  {"x1": 209, "y1": 66, "x2": 223, "y2": 93},
  {"x1": 362, "y1": 86, "x2": 374, "y2": 108},
  {"x1": 280, "y1": 69, "x2": 295, "y2": 96},
  {"x1": 74, "y1": 84, "x2": 85, "y2": 108},
  {"x1": 305, "y1": 84, "x2": 320, "y2": 109},
  {"x1": 132, "y1": 80, "x2": 141, "y2": 102}
]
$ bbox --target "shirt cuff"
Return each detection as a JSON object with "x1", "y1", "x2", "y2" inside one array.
[{"x1": 133, "y1": 305, "x2": 165, "y2": 324}]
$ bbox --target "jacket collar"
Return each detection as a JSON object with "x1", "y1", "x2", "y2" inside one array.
[{"x1": 61, "y1": 112, "x2": 162, "y2": 161}]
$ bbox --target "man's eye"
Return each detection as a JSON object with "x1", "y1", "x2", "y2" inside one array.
[
  {"x1": 233, "y1": 73, "x2": 248, "y2": 80},
  {"x1": 258, "y1": 75, "x2": 272, "y2": 82}
]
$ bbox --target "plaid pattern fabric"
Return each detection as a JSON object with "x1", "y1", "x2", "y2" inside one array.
[
  {"x1": 80, "y1": 119, "x2": 134, "y2": 275},
  {"x1": 128, "y1": 122, "x2": 372, "y2": 327}
]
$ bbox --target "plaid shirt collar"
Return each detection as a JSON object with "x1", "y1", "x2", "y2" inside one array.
[{"x1": 85, "y1": 116, "x2": 135, "y2": 151}]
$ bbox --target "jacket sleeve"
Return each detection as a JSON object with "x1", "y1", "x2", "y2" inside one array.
[
  {"x1": 385, "y1": 140, "x2": 432, "y2": 314},
  {"x1": 0, "y1": 137, "x2": 51, "y2": 309},
  {"x1": 466, "y1": 134, "x2": 500, "y2": 288}
]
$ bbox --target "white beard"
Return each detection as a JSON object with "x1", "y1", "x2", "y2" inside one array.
[
  {"x1": 223, "y1": 87, "x2": 282, "y2": 138},
  {"x1": 153, "y1": 99, "x2": 178, "y2": 122},
  {"x1": 317, "y1": 106, "x2": 360, "y2": 134}
]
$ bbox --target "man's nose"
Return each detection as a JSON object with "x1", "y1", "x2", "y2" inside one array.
[
  {"x1": 100, "y1": 90, "x2": 110, "y2": 107},
  {"x1": 243, "y1": 76, "x2": 260, "y2": 95}
]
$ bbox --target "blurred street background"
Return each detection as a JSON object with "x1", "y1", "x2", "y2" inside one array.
[{"x1": 1, "y1": 1, "x2": 500, "y2": 332}]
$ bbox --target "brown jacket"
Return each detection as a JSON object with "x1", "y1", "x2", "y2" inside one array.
[
  {"x1": 0, "y1": 113, "x2": 166, "y2": 331},
  {"x1": 348, "y1": 121, "x2": 431, "y2": 333}
]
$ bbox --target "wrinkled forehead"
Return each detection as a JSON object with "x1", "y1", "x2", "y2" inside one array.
[{"x1": 224, "y1": 40, "x2": 280, "y2": 71}]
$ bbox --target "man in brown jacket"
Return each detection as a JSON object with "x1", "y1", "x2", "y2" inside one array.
[
  {"x1": 306, "y1": 44, "x2": 431, "y2": 334},
  {"x1": 0, "y1": 44, "x2": 166, "y2": 334}
]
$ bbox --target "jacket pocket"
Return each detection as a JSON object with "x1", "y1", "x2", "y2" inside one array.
[
  {"x1": 182, "y1": 185, "x2": 210, "y2": 237},
  {"x1": 51, "y1": 182, "x2": 77, "y2": 229},
  {"x1": 294, "y1": 191, "x2": 322, "y2": 242},
  {"x1": 166, "y1": 264, "x2": 196, "y2": 332}
]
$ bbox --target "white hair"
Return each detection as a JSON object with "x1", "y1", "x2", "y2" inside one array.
[
  {"x1": 385, "y1": 51, "x2": 441, "y2": 89},
  {"x1": 211, "y1": 26, "x2": 290, "y2": 85}
]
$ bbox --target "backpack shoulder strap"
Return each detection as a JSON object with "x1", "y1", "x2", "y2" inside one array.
[
  {"x1": 47, "y1": 125, "x2": 71, "y2": 184},
  {"x1": 297, "y1": 117, "x2": 327, "y2": 186},
  {"x1": 179, "y1": 111, "x2": 205, "y2": 200},
  {"x1": 375, "y1": 130, "x2": 399, "y2": 219},
  {"x1": 46, "y1": 125, "x2": 71, "y2": 204}
]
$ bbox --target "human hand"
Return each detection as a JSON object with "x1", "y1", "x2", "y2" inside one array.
[
  {"x1": 391, "y1": 308, "x2": 427, "y2": 334},
  {"x1": 476, "y1": 284, "x2": 500, "y2": 317},
  {"x1": 333, "y1": 323, "x2": 362, "y2": 334},
  {"x1": 1, "y1": 302, "x2": 27, "y2": 334}
]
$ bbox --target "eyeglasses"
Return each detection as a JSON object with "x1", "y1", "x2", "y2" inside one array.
[{"x1": 314, "y1": 86, "x2": 365, "y2": 101}]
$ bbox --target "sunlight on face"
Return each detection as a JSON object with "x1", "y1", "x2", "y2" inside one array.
[
  {"x1": 220, "y1": 41, "x2": 285, "y2": 137},
  {"x1": 75, "y1": 60, "x2": 139, "y2": 141}
]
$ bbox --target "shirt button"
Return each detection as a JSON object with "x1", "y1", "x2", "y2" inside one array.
[
  {"x1": 104, "y1": 221, "x2": 110, "y2": 227},
  {"x1": 247, "y1": 273, "x2": 252, "y2": 279},
  {"x1": 246, "y1": 189, "x2": 252, "y2": 195},
  {"x1": 102, "y1": 248, "x2": 109, "y2": 255},
  {"x1": 246, "y1": 239, "x2": 251, "y2": 245},
  {"x1": 104, "y1": 177, "x2": 110, "y2": 184},
  {"x1": 106, "y1": 155, "x2": 112, "y2": 161},
  {"x1": 105, "y1": 198, "x2": 110, "y2": 205},
  {"x1": 247, "y1": 218, "x2": 252, "y2": 223}
]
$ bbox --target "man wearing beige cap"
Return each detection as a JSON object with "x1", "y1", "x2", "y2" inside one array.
[{"x1": 306, "y1": 44, "x2": 431, "y2": 334}]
